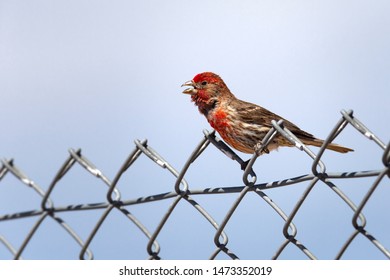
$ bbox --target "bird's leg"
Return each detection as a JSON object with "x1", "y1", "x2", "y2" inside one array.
[
  {"x1": 254, "y1": 141, "x2": 269, "y2": 156},
  {"x1": 241, "y1": 141, "x2": 269, "y2": 170}
]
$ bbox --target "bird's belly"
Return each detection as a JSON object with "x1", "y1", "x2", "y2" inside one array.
[
  {"x1": 207, "y1": 109, "x2": 281, "y2": 154},
  {"x1": 209, "y1": 120, "x2": 267, "y2": 154}
]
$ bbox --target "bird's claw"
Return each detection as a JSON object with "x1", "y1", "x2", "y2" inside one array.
[{"x1": 254, "y1": 142, "x2": 269, "y2": 156}]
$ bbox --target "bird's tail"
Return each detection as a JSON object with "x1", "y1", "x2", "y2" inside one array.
[{"x1": 304, "y1": 138, "x2": 354, "y2": 153}]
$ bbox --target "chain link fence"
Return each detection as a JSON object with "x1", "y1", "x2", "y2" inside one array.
[{"x1": 1, "y1": 109, "x2": 389, "y2": 260}]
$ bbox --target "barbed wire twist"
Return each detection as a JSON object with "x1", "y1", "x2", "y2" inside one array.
[{"x1": 1, "y1": 109, "x2": 389, "y2": 259}]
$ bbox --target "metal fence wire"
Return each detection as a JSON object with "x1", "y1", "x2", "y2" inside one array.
[{"x1": 1, "y1": 109, "x2": 389, "y2": 260}]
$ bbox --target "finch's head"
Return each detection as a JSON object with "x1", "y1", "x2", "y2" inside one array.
[{"x1": 181, "y1": 72, "x2": 231, "y2": 107}]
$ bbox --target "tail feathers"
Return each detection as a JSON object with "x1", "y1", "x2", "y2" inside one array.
[{"x1": 304, "y1": 139, "x2": 354, "y2": 153}]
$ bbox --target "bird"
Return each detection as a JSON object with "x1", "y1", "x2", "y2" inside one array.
[{"x1": 181, "y1": 72, "x2": 353, "y2": 159}]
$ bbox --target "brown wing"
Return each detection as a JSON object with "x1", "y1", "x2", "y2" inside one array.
[{"x1": 230, "y1": 98, "x2": 316, "y2": 141}]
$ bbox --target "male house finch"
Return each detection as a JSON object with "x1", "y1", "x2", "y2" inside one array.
[{"x1": 182, "y1": 72, "x2": 353, "y2": 156}]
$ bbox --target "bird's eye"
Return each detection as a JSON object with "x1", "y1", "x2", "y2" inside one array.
[{"x1": 201, "y1": 81, "x2": 207, "y2": 86}]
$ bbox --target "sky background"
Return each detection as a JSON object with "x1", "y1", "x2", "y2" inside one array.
[{"x1": 1, "y1": 0, "x2": 389, "y2": 260}]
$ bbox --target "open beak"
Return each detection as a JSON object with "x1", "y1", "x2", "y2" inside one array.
[{"x1": 181, "y1": 80, "x2": 197, "y2": 94}]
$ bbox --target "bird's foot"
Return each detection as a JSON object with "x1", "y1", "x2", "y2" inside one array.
[{"x1": 254, "y1": 142, "x2": 269, "y2": 156}]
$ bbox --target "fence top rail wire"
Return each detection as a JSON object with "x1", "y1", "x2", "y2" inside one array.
[{"x1": 1, "y1": 109, "x2": 389, "y2": 260}]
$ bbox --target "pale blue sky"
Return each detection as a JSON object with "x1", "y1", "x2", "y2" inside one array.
[{"x1": 1, "y1": 0, "x2": 389, "y2": 259}]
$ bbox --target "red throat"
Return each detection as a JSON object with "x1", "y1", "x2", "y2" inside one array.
[{"x1": 191, "y1": 89, "x2": 210, "y2": 103}]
